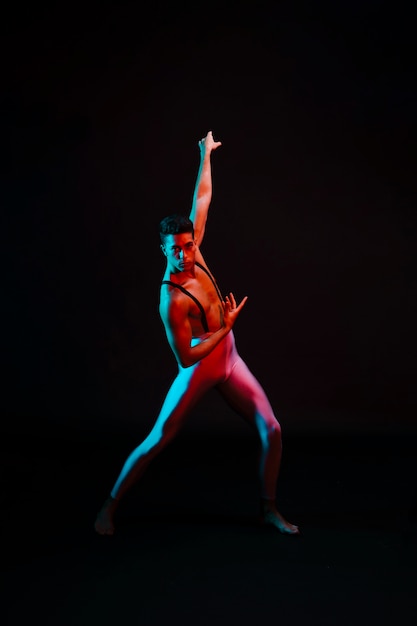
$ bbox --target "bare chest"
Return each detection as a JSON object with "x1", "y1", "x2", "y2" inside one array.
[
  {"x1": 183, "y1": 273, "x2": 222, "y2": 326},
  {"x1": 164, "y1": 266, "x2": 223, "y2": 334}
]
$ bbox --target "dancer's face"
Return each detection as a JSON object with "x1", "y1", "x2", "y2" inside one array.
[{"x1": 161, "y1": 232, "x2": 197, "y2": 273}]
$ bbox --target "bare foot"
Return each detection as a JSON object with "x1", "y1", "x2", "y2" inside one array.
[
  {"x1": 94, "y1": 496, "x2": 117, "y2": 536},
  {"x1": 261, "y1": 501, "x2": 300, "y2": 535}
]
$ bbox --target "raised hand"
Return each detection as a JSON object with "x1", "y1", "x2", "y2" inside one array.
[
  {"x1": 199, "y1": 130, "x2": 222, "y2": 154},
  {"x1": 222, "y1": 292, "x2": 248, "y2": 331}
]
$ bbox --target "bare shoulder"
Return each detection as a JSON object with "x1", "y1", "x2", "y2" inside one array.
[{"x1": 159, "y1": 283, "x2": 189, "y2": 326}]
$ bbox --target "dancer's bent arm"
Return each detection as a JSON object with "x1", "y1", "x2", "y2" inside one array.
[{"x1": 160, "y1": 291, "x2": 247, "y2": 368}]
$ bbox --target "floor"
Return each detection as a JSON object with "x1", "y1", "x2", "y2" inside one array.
[{"x1": 1, "y1": 418, "x2": 417, "y2": 626}]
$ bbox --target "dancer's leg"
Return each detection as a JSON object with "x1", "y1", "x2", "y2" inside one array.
[
  {"x1": 217, "y1": 358, "x2": 299, "y2": 534},
  {"x1": 94, "y1": 367, "x2": 212, "y2": 535}
]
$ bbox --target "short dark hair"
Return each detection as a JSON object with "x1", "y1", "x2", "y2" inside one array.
[{"x1": 159, "y1": 214, "x2": 194, "y2": 244}]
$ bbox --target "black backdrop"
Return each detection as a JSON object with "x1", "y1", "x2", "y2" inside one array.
[{"x1": 3, "y1": 1, "x2": 416, "y2": 438}]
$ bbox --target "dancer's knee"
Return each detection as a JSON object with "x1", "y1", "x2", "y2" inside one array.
[
  {"x1": 151, "y1": 416, "x2": 183, "y2": 448},
  {"x1": 258, "y1": 415, "x2": 282, "y2": 448},
  {"x1": 138, "y1": 425, "x2": 171, "y2": 458},
  {"x1": 267, "y1": 419, "x2": 282, "y2": 444}
]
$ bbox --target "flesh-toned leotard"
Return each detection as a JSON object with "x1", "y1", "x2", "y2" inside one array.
[
  {"x1": 110, "y1": 261, "x2": 280, "y2": 501},
  {"x1": 159, "y1": 261, "x2": 270, "y2": 400}
]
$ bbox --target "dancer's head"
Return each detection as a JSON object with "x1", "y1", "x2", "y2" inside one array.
[
  {"x1": 159, "y1": 214, "x2": 194, "y2": 244},
  {"x1": 159, "y1": 214, "x2": 196, "y2": 273}
]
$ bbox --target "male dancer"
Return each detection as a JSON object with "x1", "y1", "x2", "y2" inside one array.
[{"x1": 94, "y1": 131, "x2": 299, "y2": 535}]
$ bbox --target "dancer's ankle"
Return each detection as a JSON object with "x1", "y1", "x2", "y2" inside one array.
[{"x1": 105, "y1": 494, "x2": 120, "y2": 509}]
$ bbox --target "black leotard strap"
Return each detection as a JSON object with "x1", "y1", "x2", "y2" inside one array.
[{"x1": 161, "y1": 281, "x2": 209, "y2": 333}]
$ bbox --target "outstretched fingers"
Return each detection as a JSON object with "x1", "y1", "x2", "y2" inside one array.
[
  {"x1": 223, "y1": 292, "x2": 248, "y2": 313},
  {"x1": 237, "y1": 295, "x2": 248, "y2": 311}
]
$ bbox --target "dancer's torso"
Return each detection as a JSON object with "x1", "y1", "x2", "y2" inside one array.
[{"x1": 161, "y1": 261, "x2": 224, "y2": 337}]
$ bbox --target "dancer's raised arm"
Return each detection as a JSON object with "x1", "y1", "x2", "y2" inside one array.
[{"x1": 189, "y1": 130, "x2": 222, "y2": 247}]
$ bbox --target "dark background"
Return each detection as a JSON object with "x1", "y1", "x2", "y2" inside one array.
[
  {"x1": 2, "y1": 0, "x2": 416, "y2": 438},
  {"x1": 2, "y1": 3, "x2": 417, "y2": 626}
]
